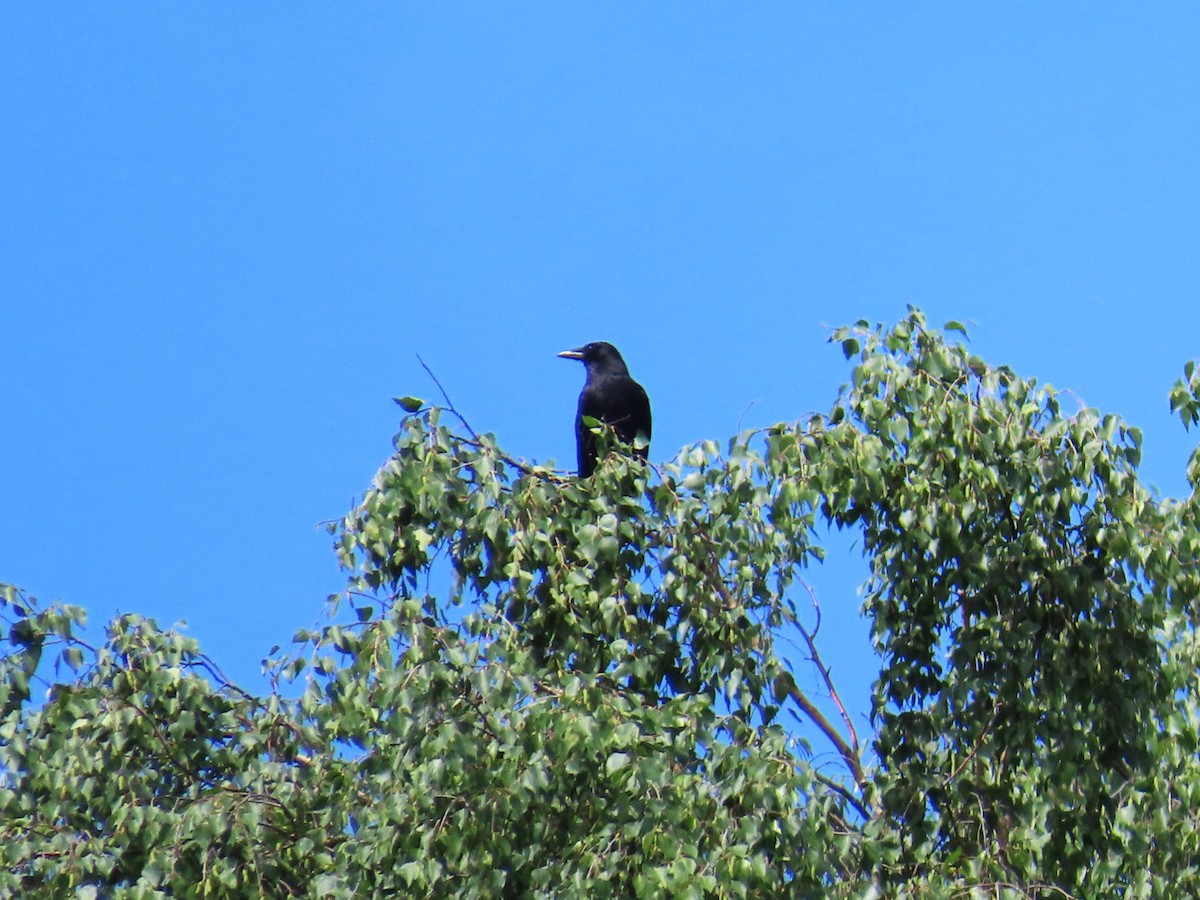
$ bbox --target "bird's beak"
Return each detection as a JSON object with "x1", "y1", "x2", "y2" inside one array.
[{"x1": 557, "y1": 348, "x2": 585, "y2": 360}]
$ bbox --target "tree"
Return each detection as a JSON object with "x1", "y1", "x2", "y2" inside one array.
[{"x1": 4, "y1": 308, "x2": 1200, "y2": 897}]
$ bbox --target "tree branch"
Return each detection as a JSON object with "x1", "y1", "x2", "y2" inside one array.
[
  {"x1": 814, "y1": 771, "x2": 871, "y2": 822},
  {"x1": 943, "y1": 699, "x2": 1003, "y2": 786},
  {"x1": 785, "y1": 676, "x2": 868, "y2": 797},
  {"x1": 417, "y1": 353, "x2": 478, "y2": 439},
  {"x1": 796, "y1": 580, "x2": 861, "y2": 757}
]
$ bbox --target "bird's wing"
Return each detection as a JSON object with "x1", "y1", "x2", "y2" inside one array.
[
  {"x1": 577, "y1": 375, "x2": 652, "y2": 474},
  {"x1": 605, "y1": 378, "x2": 651, "y2": 444},
  {"x1": 626, "y1": 380, "x2": 652, "y2": 460},
  {"x1": 631, "y1": 380, "x2": 651, "y2": 442},
  {"x1": 575, "y1": 394, "x2": 598, "y2": 477}
]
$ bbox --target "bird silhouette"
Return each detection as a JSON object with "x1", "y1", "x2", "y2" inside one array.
[{"x1": 558, "y1": 341, "x2": 651, "y2": 477}]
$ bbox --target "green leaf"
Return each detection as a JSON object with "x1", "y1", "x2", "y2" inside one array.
[
  {"x1": 606, "y1": 751, "x2": 632, "y2": 775},
  {"x1": 393, "y1": 395, "x2": 424, "y2": 412}
]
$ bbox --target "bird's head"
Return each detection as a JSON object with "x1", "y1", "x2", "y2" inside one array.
[{"x1": 557, "y1": 341, "x2": 630, "y2": 377}]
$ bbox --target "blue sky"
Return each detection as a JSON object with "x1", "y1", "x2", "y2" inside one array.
[{"x1": 4, "y1": 6, "x2": 1200, "y2": 747}]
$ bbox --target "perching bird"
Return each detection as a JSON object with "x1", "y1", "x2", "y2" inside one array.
[{"x1": 558, "y1": 341, "x2": 652, "y2": 477}]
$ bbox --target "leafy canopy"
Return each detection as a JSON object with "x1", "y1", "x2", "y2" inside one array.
[{"x1": 5, "y1": 308, "x2": 1200, "y2": 897}]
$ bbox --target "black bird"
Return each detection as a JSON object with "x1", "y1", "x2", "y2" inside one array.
[{"x1": 558, "y1": 341, "x2": 652, "y2": 477}]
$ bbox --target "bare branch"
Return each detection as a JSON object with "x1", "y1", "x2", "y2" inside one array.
[
  {"x1": 785, "y1": 677, "x2": 868, "y2": 798},
  {"x1": 416, "y1": 353, "x2": 478, "y2": 439},
  {"x1": 814, "y1": 771, "x2": 871, "y2": 822},
  {"x1": 191, "y1": 654, "x2": 257, "y2": 703},
  {"x1": 797, "y1": 580, "x2": 861, "y2": 757}
]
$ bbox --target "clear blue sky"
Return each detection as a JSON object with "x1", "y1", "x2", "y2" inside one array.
[{"x1": 4, "y1": 6, "x2": 1199, "y2": 744}]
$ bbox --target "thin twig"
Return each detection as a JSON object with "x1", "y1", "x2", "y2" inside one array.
[
  {"x1": 797, "y1": 580, "x2": 860, "y2": 756},
  {"x1": 193, "y1": 655, "x2": 256, "y2": 703},
  {"x1": 814, "y1": 771, "x2": 871, "y2": 821},
  {"x1": 735, "y1": 398, "x2": 759, "y2": 434},
  {"x1": 417, "y1": 353, "x2": 478, "y2": 439},
  {"x1": 944, "y1": 699, "x2": 1003, "y2": 785}
]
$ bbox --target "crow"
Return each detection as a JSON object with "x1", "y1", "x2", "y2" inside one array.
[{"x1": 557, "y1": 341, "x2": 652, "y2": 477}]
